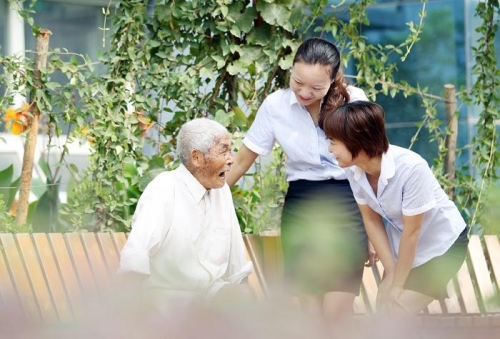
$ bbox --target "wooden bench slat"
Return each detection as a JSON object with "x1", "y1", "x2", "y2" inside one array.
[
  {"x1": 0, "y1": 234, "x2": 41, "y2": 323},
  {"x1": 468, "y1": 235, "x2": 500, "y2": 313},
  {"x1": 261, "y1": 236, "x2": 283, "y2": 290},
  {"x1": 244, "y1": 246, "x2": 265, "y2": 301},
  {"x1": 443, "y1": 279, "x2": 463, "y2": 314},
  {"x1": 484, "y1": 235, "x2": 500, "y2": 290},
  {"x1": 96, "y1": 232, "x2": 120, "y2": 273},
  {"x1": 32, "y1": 233, "x2": 73, "y2": 323},
  {"x1": 15, "y1": 234, "x2": 59, "y2": 324},
  {"x1": 0, "y1": 236, "x2": 19, "y2": 303},
  {"x1": 80, "y1": 233, "x2": 112, "y2": 293},
  {"x1": 427, "y1": 299, "x2": 444, "y2": 315},
  {"x1": 48, "y1": 233, "x2": 87, "y2": 319},
  {"x1": 0, "y1": 239, "x2": 20, "y2": 306},
  {"x1": 111, "y1": 232, "x2": 127, "y2": 253},
  {"x1": 455, "y1": 261, "x2": 481, "y2": 314},
  {"x1": 64, "y1": 233, "x2": 99, "y2": 298},
  {"x1": 243, "y1": 234, "x2": 269, "y2": 296},
  {"x1": 360, "y1": 266, "x2": 378, "y2": 314}
]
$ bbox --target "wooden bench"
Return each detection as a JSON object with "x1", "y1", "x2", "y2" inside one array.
[
  {"x1": 243, "y1": 234, "x2": 500, "y2": 329},
  {"x1": 0, "y1": 232, "x2": 264, "y2": 328},
  {"x1": 1, "y1": 232, "x2": 500, "y2": 333}
]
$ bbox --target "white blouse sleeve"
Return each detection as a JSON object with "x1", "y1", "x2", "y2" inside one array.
[
  {"x1": 401, "y1": 162, "x2": 437, "y2": 216},
  {"x1": 243, "y1": 98, "x2": 276, "y2": 156},
  {"x1": 118, "y1": 176, "x2": 174, "y2": 275}
]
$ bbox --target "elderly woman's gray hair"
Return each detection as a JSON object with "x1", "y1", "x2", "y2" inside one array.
[{"x1": 177, "y1": 118, "x2": 230, "y2": 166}]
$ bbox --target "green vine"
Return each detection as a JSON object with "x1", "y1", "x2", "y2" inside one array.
[{"x1": 1, "y1": 0, "x2": 498, "y2": 234}]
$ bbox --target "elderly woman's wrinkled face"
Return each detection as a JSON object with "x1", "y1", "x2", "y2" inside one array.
[{"x1": 198, "y1": 135, "x2": 234, "y2": 189}]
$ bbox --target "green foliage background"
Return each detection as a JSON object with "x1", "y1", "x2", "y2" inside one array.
[{"x1": 0, "y1": 0, "x2": 498, "y2": 234}]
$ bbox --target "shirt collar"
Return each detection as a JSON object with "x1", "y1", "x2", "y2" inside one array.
[
  {"x1": 379, "y1": 147, "x2": 396, "y2": 185},
  {"x1": 348, "y1": 146, "x2": 396, "y2": 184},
  {"x1": 177, "y1": 164, "x2": 208, "y2": 204},
  {"x1": 288, "y1": 90, "x2": 324, "y2": 113},
  {"x1": 289, "y1": 90, "x2": 300, "y2": 107}
]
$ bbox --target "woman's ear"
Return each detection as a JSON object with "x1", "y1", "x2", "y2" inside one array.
[{"x1": 190, "y1": 149, "x2": 204, "y2": 168}]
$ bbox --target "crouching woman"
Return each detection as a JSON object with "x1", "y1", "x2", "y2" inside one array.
[{"x1": 319, "y1": 100, "x2": 468, "y2": 315}]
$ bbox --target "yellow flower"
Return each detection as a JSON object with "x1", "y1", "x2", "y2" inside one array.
[
  {"x1": 3, "y1": 103, "x2": 30, "y2": 135},
  {"x1": 136, "y1": 112, "x2": 153, "y2": 137}
]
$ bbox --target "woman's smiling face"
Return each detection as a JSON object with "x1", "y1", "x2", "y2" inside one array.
[
  {"x1": 328, "y1": 138, "x2": 354, "y2": 168},
  {"x1": 289, "y1": 62, "x2": 333, "y2": 107}
]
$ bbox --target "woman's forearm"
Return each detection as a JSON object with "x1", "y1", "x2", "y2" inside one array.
[
  {"x1": 392, "y1": 213, "x2": 423, "y2": 287},
  {"x1": 359, "y1": 204, "x2": 395, "y2": 272},
  {"x1": 226, "y1": 145, "x2": 259, "y2": 187}
]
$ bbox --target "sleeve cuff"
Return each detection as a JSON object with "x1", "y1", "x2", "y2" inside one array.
[
  {"x1": 117, "y1": 249, "x2": 151, "y2": 275},
  {"x1": 206, "y1": 261, "x2": 253, "y2": 297},
  {"x1": 403, "y1": 200, "x2": 436, "y2": 216},
  {"x1": 226, "y1": 261, "x2": 253, "y2": 284},
  {"x1": 354, "y1": 196, "x2": 367, "y2": 204},
  {"x1": 243, "y1": 138, "x2": 271, "y2": 156}
]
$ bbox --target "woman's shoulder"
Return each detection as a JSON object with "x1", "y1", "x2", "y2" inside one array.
[
  {"x1": 264, "y1": 88, "x2": 293, "y2": 103},
  {"x1": 389, "y1": 145, "x2": 428, "y2": 168},
  {"x1": 259, "y1": 88, "x2": 294, "y2": 115}
]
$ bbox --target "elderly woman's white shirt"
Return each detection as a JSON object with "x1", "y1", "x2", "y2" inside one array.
[
  {"x1": 118, "y1": 164, "x2": 253, "y2": 297},
  {"x1": 345, "y1": 145, "x2": 466, "y2": 267}
]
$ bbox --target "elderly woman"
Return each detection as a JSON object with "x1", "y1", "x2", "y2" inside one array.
[
  {"x1": 119, "y1": 118, "x2": 253, "y2": 310},
  {"x1": 319, "y1": 101, "x2": 468, "y2": 315}
]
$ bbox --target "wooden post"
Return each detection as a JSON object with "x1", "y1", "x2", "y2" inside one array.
[
  {"x1": 444, "y1": 84, "x2": 458, "y2": 199},
  {"x1": 16, "y1": 29, "x2": 52, "y2": 226}
]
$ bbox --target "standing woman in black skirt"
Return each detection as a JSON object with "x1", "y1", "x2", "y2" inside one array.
[{"x1": 226, "y1": 38, "x2": 372, "y2": 327}]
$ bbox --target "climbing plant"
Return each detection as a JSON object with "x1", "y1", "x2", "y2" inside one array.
[{"x1": 1, "y1": 0, "x2": 498, "y2": 234}]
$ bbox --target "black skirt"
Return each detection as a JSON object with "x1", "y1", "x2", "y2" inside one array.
[
  {"x1": 280, "y1": 179, "x2": 367, "y2": 295},
  {"x1": 404, "y1": 227, "x2": 469, "y2": 299}
]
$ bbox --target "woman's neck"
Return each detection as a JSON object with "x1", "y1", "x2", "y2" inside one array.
[
  {"x1": 360, "y1": 156, "x2": 382, "y2": 195},
  {"x1": 359, "y1": 156, "x2": 382, "y2": 178},
  {"x1": 305, "y1": 100, "x2": 321, "y2": 124}
]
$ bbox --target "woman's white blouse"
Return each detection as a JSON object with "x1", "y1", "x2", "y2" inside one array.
[
  {"x1": 244, "y1": 86, "x2": 368, "y2": 182},
  {"x1": 345, "y1": 145, "x2": 466, "y2": 267}
]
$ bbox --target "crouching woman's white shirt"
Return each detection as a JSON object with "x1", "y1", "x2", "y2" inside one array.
[{"x1": 345, "y1": 145, "x2": 466, "y2": 267}]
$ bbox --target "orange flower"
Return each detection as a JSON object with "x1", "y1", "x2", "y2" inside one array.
[
  {"x1": 3, "y1": 103, "x2": 30, "y2": 135},
  {"x1": 79, "y1": 125, "x2": 95, "y2": 144},
  {"x1": 136, "y1": 112, "x2": 154, "y2": 137}
]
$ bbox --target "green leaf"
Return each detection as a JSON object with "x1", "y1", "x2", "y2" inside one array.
[
  {"x1": 236, "y1": 7, "x2": 257, "y2": 34},
  {"x1": 258, "y1": 2, "x2": 290, "y2": 28},
  {"x1": 220, "y1": 5, "x2": 228, "y2": 17},
  {"x1": 214, "y1": 109, "x2": 233, "y2": 126},
  {"x1": 232, "y1": 106, "x2": 247, "y2": 127},
  {"x1": 200, "y1": 67, "x2": 216, "y2": 80},
  {"x1": 0, "y1": 165, "x2": 20, "y2": 209},
  {"x1": 31, "y1": 178, "x2": 48, "y2": 199}
]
